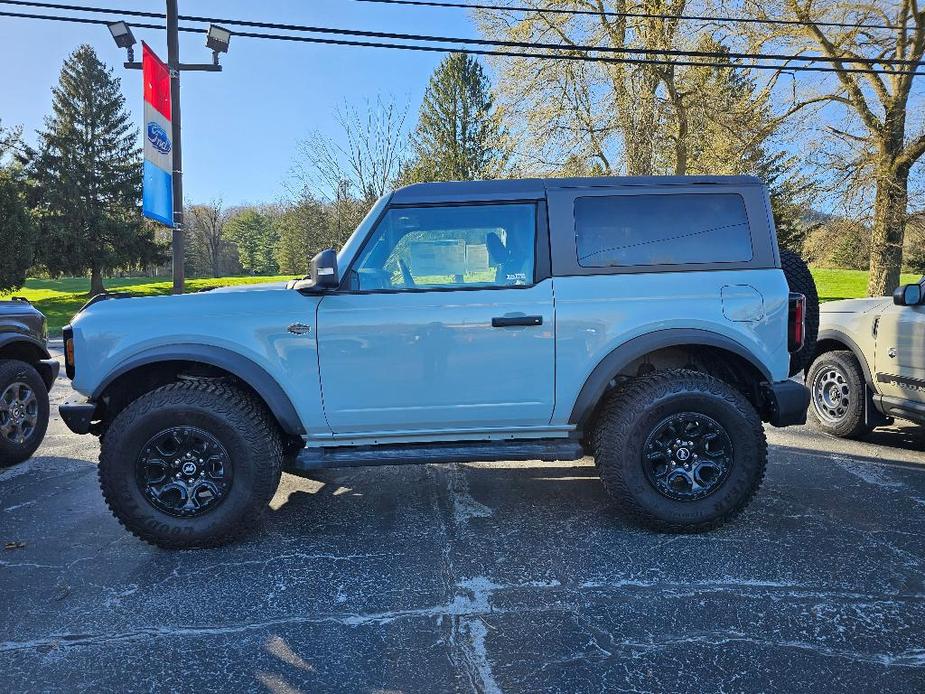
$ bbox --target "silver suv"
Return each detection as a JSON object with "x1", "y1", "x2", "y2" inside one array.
[{"x1": 807, "y1": 277, "x2": 925, "y2": 437}]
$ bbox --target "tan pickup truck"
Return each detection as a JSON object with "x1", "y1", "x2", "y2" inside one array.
[{"x1": 807, "y1": 277, "x2": 925, "y2": 437}]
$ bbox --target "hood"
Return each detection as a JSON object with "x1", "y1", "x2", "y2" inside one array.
[
  {"x1": 205, "y1": 281, "x2": 291, "y2": 293},
  {"x1": 820, "y1": 297, "x2": 891, "y2": 314}
]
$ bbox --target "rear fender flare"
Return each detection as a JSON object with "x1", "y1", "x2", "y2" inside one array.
[{"x1": 568, "y1": 328, "x2": 773, "y2": 429}]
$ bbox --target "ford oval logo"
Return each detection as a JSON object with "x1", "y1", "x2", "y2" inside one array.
[{"x1": 146, "y1": 122, "x2": 171, "y2": 155}]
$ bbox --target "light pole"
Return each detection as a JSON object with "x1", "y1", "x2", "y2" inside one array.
[
  {"x1": 166, "y1": 0, "x2": 183, "y2": 295},
  {"x1": 107, "y1": 2, "x2": 230, "y2": 294}
]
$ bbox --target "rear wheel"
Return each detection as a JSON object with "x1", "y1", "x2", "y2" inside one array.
[
  {"x1": 806, "y1": 350, "x2": 871, "y2": 439},
  {"x1": 593, "y1": 370, "x2": 767, "y2": 532},
  {"x1": 98, "y1": 380, "x2": 283, "y2": 548},
  {"x1": 0, "y1": 359, "x2": 50, "y2": 468}
]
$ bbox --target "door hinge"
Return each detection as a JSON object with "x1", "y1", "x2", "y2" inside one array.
[{"x1": 872, "y1": 316, "x2": 880, "y2": 337}]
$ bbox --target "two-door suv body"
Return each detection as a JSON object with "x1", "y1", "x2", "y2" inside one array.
[{"x1": 61, "y1": 175, "x2": 810, "y2": 548}]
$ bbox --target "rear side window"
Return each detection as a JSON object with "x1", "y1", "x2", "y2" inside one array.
[{"x1": 574, "y1": 193, "x2": 753, "y2": 268}]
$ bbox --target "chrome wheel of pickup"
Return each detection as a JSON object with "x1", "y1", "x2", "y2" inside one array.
[{"x1": 812, "y1": 366, "x2": 851, "y2": 423}]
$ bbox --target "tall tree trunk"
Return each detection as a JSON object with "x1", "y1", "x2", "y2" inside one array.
[
  {"x1": 664, "y1": 77, "x2": 688, "y2": 175},
  {"x1": 867, "y1": 158, "x2": 910, "y2": 297},
  {"x1": 867, "y1": 154, "x2": 910, "y2": 297},
  {"x1": 89, "y1": 264, "x2": 105, "y2": 296},
  {"x1": 625, "y1": 71, "x2": 659, "y2": 176}
]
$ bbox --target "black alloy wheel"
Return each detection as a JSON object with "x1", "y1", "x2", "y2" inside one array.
[
  {"x1": 643, "y1": 412, "x2": 734, "y2": 501},
  {"x1": 136, "y1": 426, "x2": 233, "y2": 517}
]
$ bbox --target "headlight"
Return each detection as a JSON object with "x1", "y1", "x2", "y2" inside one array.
[{"x1": 63, "y1": 325, "x2": 75, "y2": 379}]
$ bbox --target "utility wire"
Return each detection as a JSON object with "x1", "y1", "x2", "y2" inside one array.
[
  {"x1": 5, "y1": 0, "x2": 913, "y2": 68},
  {"x1": 353, "y1": 0, "x2": 901, "y2": 32},
  {"x1": 1, "y1": 0, "x2": 922, "y2": 72},
  {"x1": 0, "y1": 8, "x2": 164, "y2": 29},
  {"x1": 1, "y1": 6, "x2": 923, "y2": 76},
  {"x1": 0, "y1": 1, "x2": 914, "y2": 69}
]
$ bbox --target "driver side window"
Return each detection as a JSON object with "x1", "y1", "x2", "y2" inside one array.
[{"x1": 347, "y1": 203, "x2": 537, "y2": 291}]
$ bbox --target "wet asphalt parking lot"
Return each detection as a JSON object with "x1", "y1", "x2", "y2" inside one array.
[{"x1": 1, "y1": 347, "x2": 924, "y2": 693}]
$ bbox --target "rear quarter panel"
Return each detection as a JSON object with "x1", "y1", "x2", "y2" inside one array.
[{"x1": 550, "y1": 269, "x2": 791, "y2": 425}]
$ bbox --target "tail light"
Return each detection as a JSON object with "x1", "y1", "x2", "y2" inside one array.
[
  {"x1": 63, "y1": 325, "x2": 75, "y2": 379},
  {"x1": 788, "y1": 292, "x2": 806, "y2": 353}
]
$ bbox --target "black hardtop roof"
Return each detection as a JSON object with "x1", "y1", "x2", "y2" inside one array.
[{"x1": 391, "y1": 175, "x2": 764, "y2": 203}]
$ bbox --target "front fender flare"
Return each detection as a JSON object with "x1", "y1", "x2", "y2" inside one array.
[
  {"x1": 568, "y1": 328, "x2": 773, "y2": 428},
  {"x1": 0, "y1": 333, "x2": 51, "y2": 360},
  {"x1": 92, "y1": 343, "x2": 305, "y2": 435},
  {"x1": 815, "y1": 328, "x2": 874, "y2": 385}
]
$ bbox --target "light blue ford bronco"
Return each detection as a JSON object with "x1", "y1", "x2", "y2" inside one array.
[{"x1": 61, "y1": 176, "x2": 814, "y2": 548}]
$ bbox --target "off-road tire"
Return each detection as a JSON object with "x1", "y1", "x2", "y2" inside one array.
[
  {"x1": 780, "y1": 250, "x2": 819, "y2": 376},
  {"x1": 806, "y1": 350, "x2": 872, "y2": 439},
  {"x1": 98, "y1": 380, "x2": 283, "y2": 549},
  {"x1": 592, "y1": 369, "x2": 767, "y2": 532},
  {"x1": 0, "y1": 359, "x2": 50, "y2": 468}
]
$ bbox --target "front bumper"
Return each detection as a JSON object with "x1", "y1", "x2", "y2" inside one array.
[
  {"x1": 38, "y1": 358, "x2": 60, "y2": 390},
  {"x1": 765, "y1": 380, "x2": 809, "y2": 427},
  {"x1": 59, "y1": 400, "x2": 98, "y2": 435}
]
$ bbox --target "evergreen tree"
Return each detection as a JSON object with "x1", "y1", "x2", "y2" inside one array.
[
  {"x1": 226, "y1": 209, "x2": 279, "y2": 275},
  {"x1": 404, "y1": 54, "x2": 508, "y2": 183},
  {"x1": 0, "y1": 169, "x2": 35, "y2": 293},
  {"x1": 31, "y1": 45, "x2": 159, "y2": 295},
  {"x1": 0, "y1": 121, "x2": 35, "y2": 292},
  {"x1": 273, "y1": 197, "x2": 327, "y2": 275}
]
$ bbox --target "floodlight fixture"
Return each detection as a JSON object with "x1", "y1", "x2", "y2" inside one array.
[
  {"x1": 108, "y1": 21, "x2": 137, "y2": 62},
  {"x1": 206, "y1": 24, "x2": 231, "y2": 54}
]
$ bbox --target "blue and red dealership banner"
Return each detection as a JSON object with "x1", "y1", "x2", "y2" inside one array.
[{"x1": 142, "y1": 42, "x2": 174, "y2": 227}]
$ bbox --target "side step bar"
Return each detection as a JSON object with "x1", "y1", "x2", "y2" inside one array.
[{"x1": 289, "y1": 439, "x2": 586, "y2": 472}]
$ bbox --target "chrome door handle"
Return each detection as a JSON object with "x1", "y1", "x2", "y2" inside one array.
[
  {"x1": 288, "y1": 323, "x2": 312, "y2": 335},
  {"x1": 888, "y1": 347, "x2": 897, "y2": 359}
]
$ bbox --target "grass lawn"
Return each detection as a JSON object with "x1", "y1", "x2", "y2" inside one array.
[
  {"x1": 2, "y1": 275, "x2": 294, "y2": 336},
  {"x1": 810, "y1": 268, "x2": 920, "y2": 302},
  {"x1": 3, "y1": 267, "x2": 923, "y2": 337}
]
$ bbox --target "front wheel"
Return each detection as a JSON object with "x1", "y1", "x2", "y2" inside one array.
[
  {"x1": 0, "y1": 359, "x2": 50, "y2": 468},
  {"x1": 98, "y1": 381, "x2": 283, "y2": 548},
  {"x1": 593, "y1": 370, "x2": 767, "y2": 532},
  {"x1": 806, "y1": 350, "x2": 872, "y2": 439}
]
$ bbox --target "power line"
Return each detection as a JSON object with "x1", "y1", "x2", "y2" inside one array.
[
  {"x1": 36, "y1": 0, "x2": 921, "y2": 69},
  {"x1": 354, "y1": 0, "x2": 901, "y2": 32},
  {"x1": 0, "y1": 8, "x2": 164, "y2": 30},
  {"x1": 1, "y1": 1, "x2": 921, "y2": 74},
  {"x1": 1, "y1": 6, "x2": 922, "y2": 76}
]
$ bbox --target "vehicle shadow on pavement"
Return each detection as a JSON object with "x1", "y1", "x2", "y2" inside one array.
[
  {"x1": 855, "y1": 425, "x2": 925, "y2": 453},
  {"x1": 773, "y1": 442, "x2": 925, "y2": 474},
  {"x1": 261, "y1": 462, "x2": 610, "y2": 538}
]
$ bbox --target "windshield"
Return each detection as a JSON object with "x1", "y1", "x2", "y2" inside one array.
[{"x1": 336, "y1": 194, "x2": 391, "y2": 271}]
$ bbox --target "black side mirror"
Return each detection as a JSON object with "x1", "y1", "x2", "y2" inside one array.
[
  {"x1": 310, "y1": 249, "x2": 339, "y2": 289},
  {"x1": 893, "y1": 283, "x2": 923, "y2": 306}
]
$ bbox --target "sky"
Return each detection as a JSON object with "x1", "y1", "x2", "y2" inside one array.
[{"x1": 0, "y1": 0, "x2": 479, "y2": 205}]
